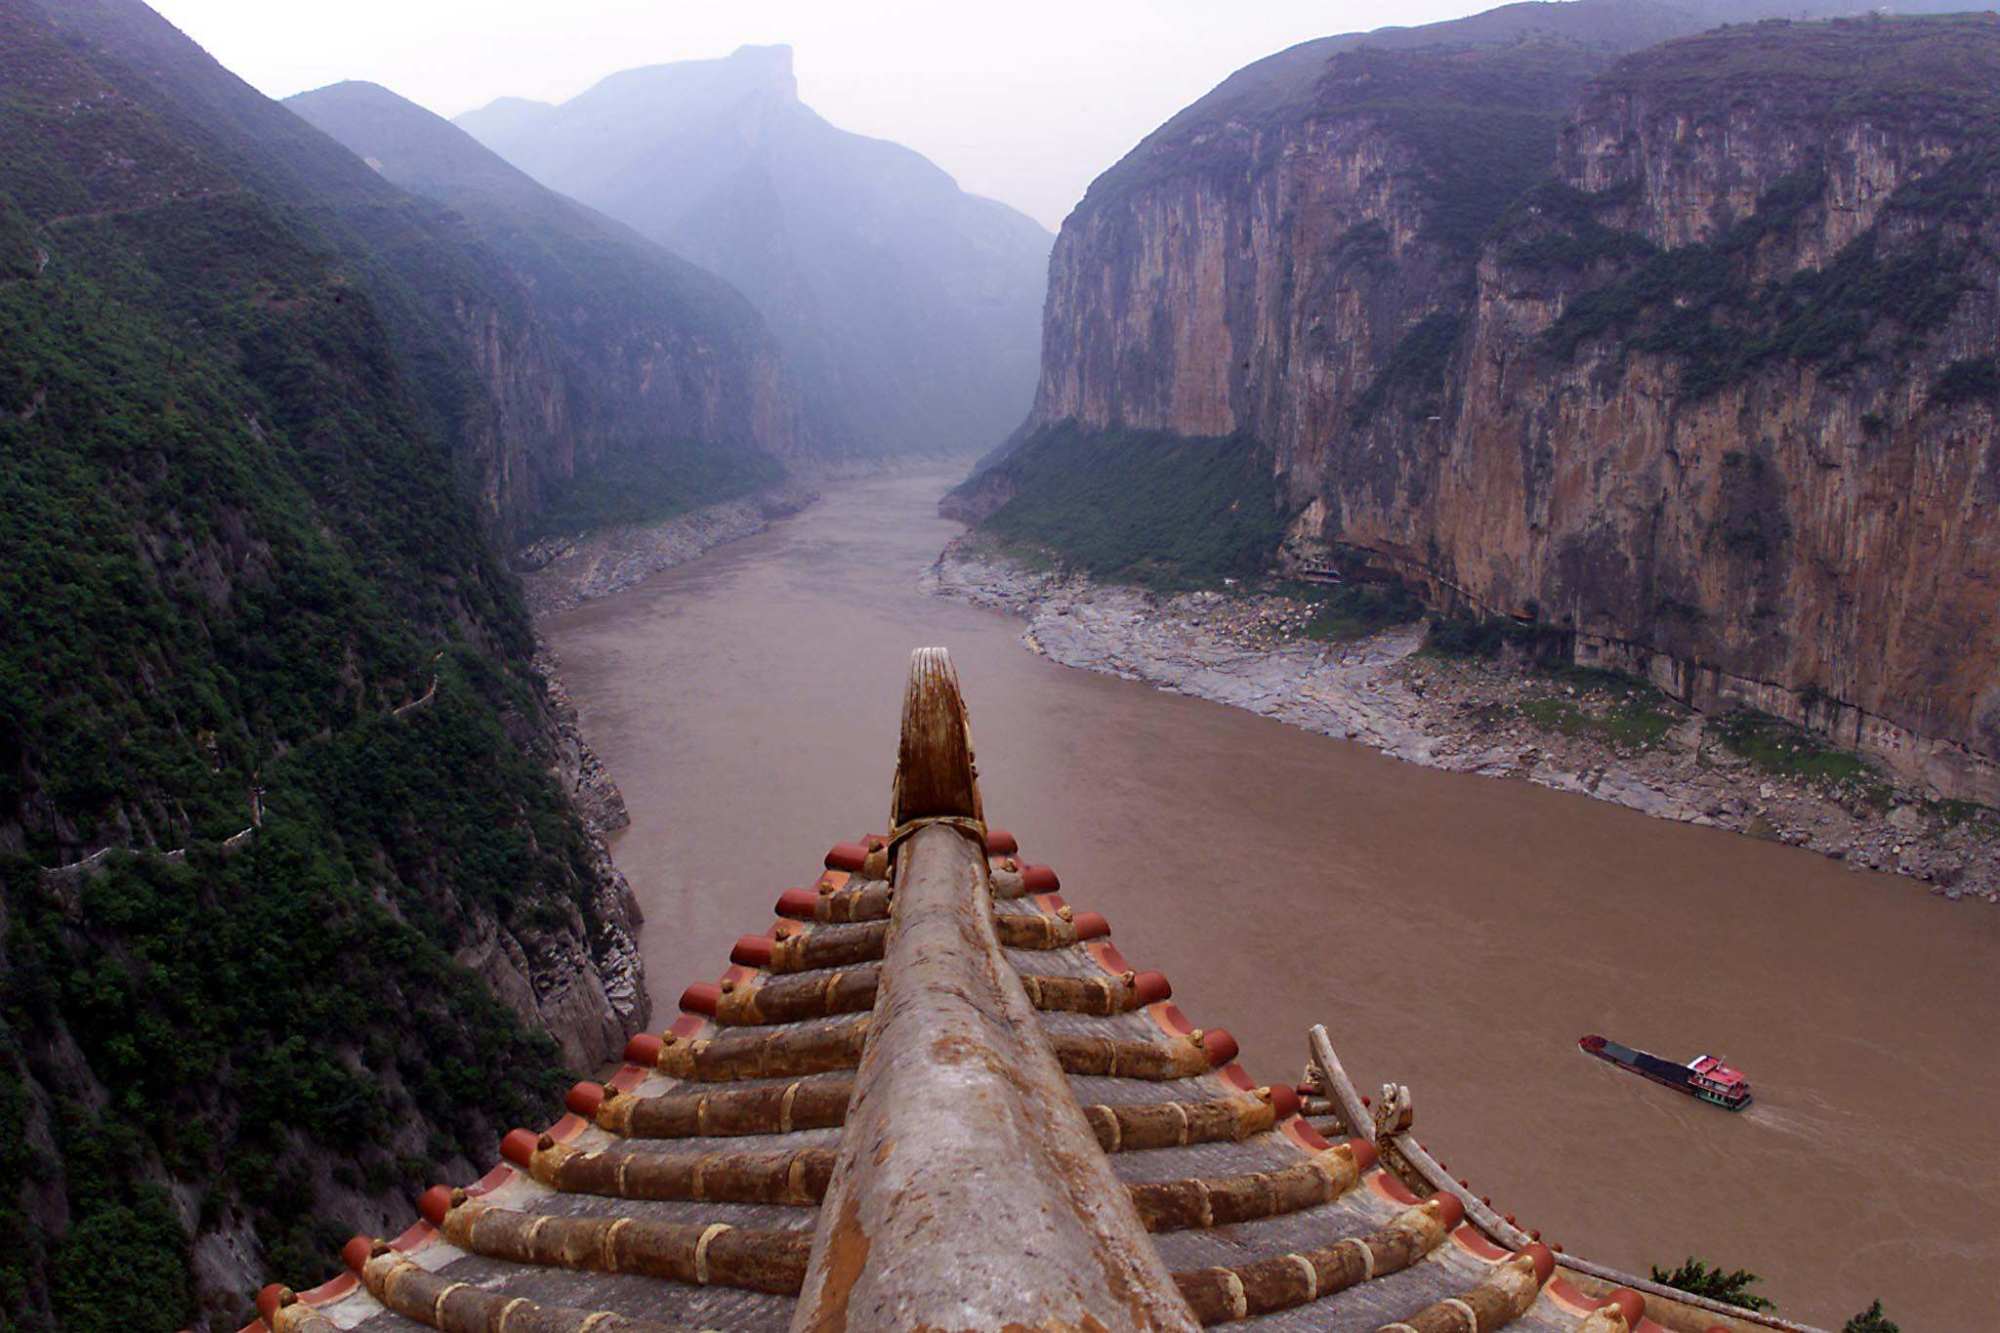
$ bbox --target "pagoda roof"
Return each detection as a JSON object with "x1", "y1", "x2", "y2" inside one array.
[{"x1": 243, "y1": 649, "x2": 1824, "y2": 1333}]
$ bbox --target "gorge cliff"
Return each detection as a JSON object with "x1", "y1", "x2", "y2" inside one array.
[
  {"x1": 459, "y1": 45, "x2": 1054, "y2": 457},
  {"x1": 33, "y1": 0, "x2": 810, "y2": 552},
  {"x1": 287, "y1": 80, "x2": 809, "y2": 543},
  {"x1": 965, "y1": 4, "x2": 2000, "y2": 801}
]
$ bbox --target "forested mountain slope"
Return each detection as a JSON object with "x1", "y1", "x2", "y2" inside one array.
[
  {"x1": 0, "y1": 1, "x2": 662, "y2": 1325},
  {"x1": 36, "y1": 0, "x2": 806, "y2": 546}
]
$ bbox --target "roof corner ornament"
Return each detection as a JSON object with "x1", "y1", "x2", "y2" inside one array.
[
  {"x1": 888, "y1": 647, "x2": 986, "y2": 862},
  {"x1": 1373, "y1": 1081, "x2": 1415, "y2": 1137},
  {"x1": 1305, "y1": 1023, "x2": 1377, "y2": 1139},
  {"x1": 793, "y1": 646, "x2": 1198, "y2": 1331}
]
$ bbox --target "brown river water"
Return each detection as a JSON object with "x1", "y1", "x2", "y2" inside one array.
[{"x1": 545, "y1": 470, "x2": 1999, "y2": 1330}]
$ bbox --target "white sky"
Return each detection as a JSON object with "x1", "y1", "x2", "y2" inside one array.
[{"x1": 147, "y1": 0, "x2": 1511, "y2": 230}]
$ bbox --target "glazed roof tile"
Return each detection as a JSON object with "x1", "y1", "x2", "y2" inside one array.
[{"x1": 247, "y1": 649, "x2": 1826, "y2": 1333}]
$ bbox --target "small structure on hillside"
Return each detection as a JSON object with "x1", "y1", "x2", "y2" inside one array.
[{"x1": 245, "y1": 649, "x2": 1825, "y2": 1333}]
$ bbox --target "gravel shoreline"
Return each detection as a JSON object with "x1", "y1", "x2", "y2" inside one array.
[
  {"x1": 927, "y1": 542, "x2": 2000, "y2": 905},
  {"x1": 515, "y1": 484, "x2": 820, "y2": 616}
]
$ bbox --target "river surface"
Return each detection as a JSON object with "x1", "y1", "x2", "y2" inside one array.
[{"x1": 546, "y1": 470, "x2": 1998, "y2": 1330}]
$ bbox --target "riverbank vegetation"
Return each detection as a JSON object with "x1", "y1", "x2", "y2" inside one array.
[
  {"x1": 1711, "y1": 708, "x2": 1884, "y2": 792},
  {"x1": 1650, "y1": 1257, "x2": 1774, "y2": 1313},
  {"x1": 1423, "y1": 615, "x2": 1904, "y2": 787},
  {"x1": 1650, "y1": 1256, "x2": 1901, "y2": 1331},
  {"x1": 521, "y1": 441, "x2": 784, "y2": 543},
  {"x1": 974, "y1": 422, "x2": 1286, "y2": 589},
  {"x1": 1843, "y1": 1299, "x2": 1900, "y2": 1332},
  {"x1": 1423, "y1": 611, "x2": 1572, "y2": 662},
  {"x1": 1513, "y1": 674, "x2": 1680, "y2": 754},
  {"x1": 1291, "y1": 581, "x2": 1427, "y2": 642}
]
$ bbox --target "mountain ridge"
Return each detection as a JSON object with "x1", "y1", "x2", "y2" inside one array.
[
  {"x1": 458, "y1": 45, "x2": 1053, "y2": 456},
  {"x1": 288, "y1": 77, "x2": 810, "y2": 541}
]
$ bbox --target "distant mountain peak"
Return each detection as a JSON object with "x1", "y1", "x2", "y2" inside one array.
[
  {"x1": 456, "y1": 44, "x2": 1051, "y2": 455},
  {"x1": 727, "y1": 42, "x2": 797, "y2": 95},
  {"x1": 578, "y1": 42, "x2": 801, "y2": 110}
]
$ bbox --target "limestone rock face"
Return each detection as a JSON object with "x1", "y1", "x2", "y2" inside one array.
[{"x1": 1027, "y1": 13, "x2": 2000, "y2": 798}]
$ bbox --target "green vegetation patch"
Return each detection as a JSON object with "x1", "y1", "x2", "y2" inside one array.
[
  {"x1": 1423, "y1": 613, "x2": 1571, "y2": 663},
  {"x1": 1650, "y1": 1257, "x2": 1774, "y2": 1313},
  {"x1": 523, "y1": 441, "x2": 784, "y2": 543},
  {"x1": 1545, "y1": 179, "x2": 1971, "y2": 397},
  {"x1": 1295, "y1": 581, "x2": 1427, "y2": 643},
  {"x1": 1515, "y1": 670, "x2": 1681, "y2": 753},
  {"x1": 1498, "y1": 181, "x2": 1656, "y2": 271},
  {"x1": 1350, "y1": 312, "x2": 1464, "y2": 425},
  {"x1": 977, "y1": 421, "x2": 1287, "y2": 589},
  {"x1": 1599, "y1": 15, "x2": 2000, "y2": 136},
  {"x1": 0, "y1": 63, "x2": 594, "y2": 1322},
  {"x1": 1307, "y1": 45, "x2": 1611, "y2": 256},
  {"x1": 1712, "y1": 708, "x2": 1884, "y2": 793},
  {"x1": 1930, "y1": 356, "x2": 2000, "y2": 410},
  {"x1": 1536, "y1": 25, "x2": 2000, "y2": 402},
  {"x1": 0, "y1": 197, "x2": 39, "y2": 281},
  {"x1": 1844, "y1": 1299, "x2": 1901, "y2": 1332},
  {"x1": 1929, "y1": 797, "x2": 2000, "y2": 830}
]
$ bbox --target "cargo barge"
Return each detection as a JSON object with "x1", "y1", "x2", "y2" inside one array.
[{"x1": 1579, "y1": 1034, "x2": 1751, "y2": 1109}]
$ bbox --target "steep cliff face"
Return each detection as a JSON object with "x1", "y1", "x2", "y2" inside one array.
[
  {"x1": 1002, "y1": 8, "x2": 2000, "y2": 799},
  {"x1": 1338, "y1": 16, "x2": 2000, "y2": 799},
  {"x1": 1030, "y1": 38, "x2": 1611, "y2": 508},
  {"x1": 459, "y1": 45, "x2": 1053, "y2": 457},
  {"x1": 289, "y1": 81, "x2": 806, "y2": 541}
]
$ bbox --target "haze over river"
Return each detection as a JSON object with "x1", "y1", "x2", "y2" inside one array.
[{"x1": 546, "y1": 470, "x2": 1999, "y2": 1330}]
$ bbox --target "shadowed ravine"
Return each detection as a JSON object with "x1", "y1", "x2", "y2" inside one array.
[{"x1": 545, "y1": 470, "x2": 2000, "y2": 1331}]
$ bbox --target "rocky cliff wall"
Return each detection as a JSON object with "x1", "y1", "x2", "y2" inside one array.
[
  {"x1": 449, "y1": 287, "x2": 803, "y2": 543},
  {"x1": 285, "y1": 78, "x2": 809, "y2": 547},
  {"x1": 1022, "y1": 14, "x2": 2000, "y2": 799}
]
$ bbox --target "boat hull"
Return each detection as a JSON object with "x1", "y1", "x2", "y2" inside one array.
[{"x1": 1579, "y1": 1035, "x2": 1751, "y2": 1110}]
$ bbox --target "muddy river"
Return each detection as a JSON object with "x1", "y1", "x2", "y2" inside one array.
[{"x1": 545, "y1": 470, "x2": 1998, "y2": 1329}]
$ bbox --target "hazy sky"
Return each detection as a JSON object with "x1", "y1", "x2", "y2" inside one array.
[{"x1": 147, "y1": 0, "x2": 1504, "y2": 230}]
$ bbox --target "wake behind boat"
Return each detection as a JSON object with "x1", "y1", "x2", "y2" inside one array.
[{"x1": 1579, "y1": 1034, "x2": 1752, "y2": 1110}]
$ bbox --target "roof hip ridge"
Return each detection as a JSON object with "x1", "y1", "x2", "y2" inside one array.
[{"x1": 791, "y1": 648, "x2": 1199, "y2": 1331}]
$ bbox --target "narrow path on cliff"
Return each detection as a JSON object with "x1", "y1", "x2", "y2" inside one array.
[{"x1": 545, "y1": 468, "x2": 2000, "y2": 1332}]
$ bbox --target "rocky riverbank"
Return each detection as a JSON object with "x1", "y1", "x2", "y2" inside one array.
[
  {"x1": 477, "y1": 642, "x2": 651, "y2": 1071},
  {"x1": 928, "y1": 543, "x2": 2000, "y2": 905},
  {"x1": 515, "y1": 484, "x2": 819, "y2": 615},
  {"x1": 535, "y1": 644, "x2": 630, "y2": 838}
]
